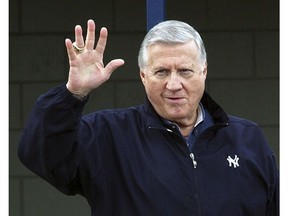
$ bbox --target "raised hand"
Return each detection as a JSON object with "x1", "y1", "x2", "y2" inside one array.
[{"x1": 65, "y1": 19, "x2": 125, "y2": 98}]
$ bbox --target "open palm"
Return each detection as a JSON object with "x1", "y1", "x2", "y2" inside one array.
[{"x1": 65, "y1": 20, "x2": 124, "y2": 98}]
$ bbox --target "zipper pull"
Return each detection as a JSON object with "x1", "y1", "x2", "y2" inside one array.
[{"x1": 190, "y1": 153, "x2": 197, "y2": 168}]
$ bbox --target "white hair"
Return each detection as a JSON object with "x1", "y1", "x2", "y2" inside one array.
[{"x1": 138, "y1": 20, "x2": 207, "y2": 70}]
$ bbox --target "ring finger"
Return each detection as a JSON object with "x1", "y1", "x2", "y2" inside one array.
[{"x1": 74, "y1": 25, "x2": 85, "y2": 49}]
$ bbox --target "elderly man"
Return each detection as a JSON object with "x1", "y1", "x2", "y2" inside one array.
[{"x1": 19, "y1": 19, "x2": 278, "y2": 216}]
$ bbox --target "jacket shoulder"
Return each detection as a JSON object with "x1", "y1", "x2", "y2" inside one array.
[
  {"x1": 228, "y1": 115, "x2": 258, "y2": 127},
  {"x1": 82, "y1": 105, "x2": 146, "y2": 123}
]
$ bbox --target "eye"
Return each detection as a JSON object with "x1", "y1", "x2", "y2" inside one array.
[
  {"x1": 178, "y1": 69, "x2": 195, "y2": 76},
  {"x1": 154, "y1": 69, "x2": 169, "y2": 77}
]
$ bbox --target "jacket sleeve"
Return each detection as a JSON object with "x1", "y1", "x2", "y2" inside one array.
[
  {"x1": 18, "y1": 84, "x2": 88, "y2": 195},
  {"x1": 267, "y1": 152, "x2": 279, "y2": 216}
]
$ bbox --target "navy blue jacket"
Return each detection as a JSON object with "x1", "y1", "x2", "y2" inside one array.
[{"x1": 18, "y1": 84, "x2": 279, "y2": 216}]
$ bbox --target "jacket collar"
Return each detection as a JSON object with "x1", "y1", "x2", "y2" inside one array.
[{"x1": 200, "y1": 91, "x2": 229, "y2": 124}]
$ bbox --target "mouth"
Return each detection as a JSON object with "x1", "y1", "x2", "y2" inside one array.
[{"x1": 165, "y1": 96, "x2": 185, "y2": 103}]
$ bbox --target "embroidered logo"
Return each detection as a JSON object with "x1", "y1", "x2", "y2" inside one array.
[{"x1": 227, "y1": 155, "x2": 239, "y2": 168}]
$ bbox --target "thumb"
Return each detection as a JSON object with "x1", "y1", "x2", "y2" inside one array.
[{"x1": 105, "y1": 59, "x2": 125, "y2": 76}]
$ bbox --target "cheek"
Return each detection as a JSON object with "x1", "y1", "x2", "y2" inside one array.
[
  {"x1": 144, "y1": 81, "x2": 166, "y2": 102},
  {"x1": 149, "y1": 82, "x2": 166, "y2": 95},
  {"x1": 144, "y1": 78, "x2": 164, "y2": 92}
]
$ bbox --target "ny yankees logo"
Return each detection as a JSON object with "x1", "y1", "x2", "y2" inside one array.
[{"x1": 227, "y1": 155, "x2": 239, "y2": 168}]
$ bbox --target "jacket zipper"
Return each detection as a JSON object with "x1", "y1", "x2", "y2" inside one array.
[
  {"x1": 150, "y1": 126, "x2": 198, "y2": 169},
  {"x1": 190, "y1": 153, "x2": 197, "y2": 168},
  {"x1": 189, "y1": 151, "x2": 201, "y2": 215},
  {"x1": 149, "y1": 125, "x2": 202, "y2": 215},
  {"x1": 161, "y1": 126, "x2": 201, "y2": 214}
]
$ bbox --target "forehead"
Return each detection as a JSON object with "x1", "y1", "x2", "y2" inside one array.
[{"x1": 146, "y1": 41, "x2": 200, "y2": 66}]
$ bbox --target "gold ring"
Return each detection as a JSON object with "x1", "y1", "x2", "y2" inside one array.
[{"x1": 72, "y1": 42, "x2": 85, "y2": 53}]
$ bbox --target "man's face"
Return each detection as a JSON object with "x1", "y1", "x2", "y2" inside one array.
[{"x1": 140, "y1": 41, "x2": 207, "y2": 126}]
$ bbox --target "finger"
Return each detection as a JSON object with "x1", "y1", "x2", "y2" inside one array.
[
  {"x1": 104, "y1": 59, "x2": 125, "y2": 76},
  {"x1": 74, "y1": 25, "x2": 85, "y2": 49},
  {"x1": 95, "y1": 27, "x2": 108, "y2": 56},
  {"x1": 65, "y1": 38, "x2": 77, "y2": 61},
  {"x1": 85, "y1": 19, "x2": 95, "y2": 50}
]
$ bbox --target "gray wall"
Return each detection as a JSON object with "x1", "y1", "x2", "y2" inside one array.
[{"x1": 9, "y1": 0, "x2": 279, "y2": 215}]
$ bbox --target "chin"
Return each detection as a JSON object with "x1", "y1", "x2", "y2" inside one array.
[{"x1": 166, "y1": 113, "x2": 186, "y2": 122}]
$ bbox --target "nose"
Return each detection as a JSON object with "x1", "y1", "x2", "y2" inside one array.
[{"x1": 166, "y1": 72, "x2": 182, "y2": 91}]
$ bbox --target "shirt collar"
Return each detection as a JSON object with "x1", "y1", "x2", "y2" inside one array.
[{"x1": 194, "y1": 103, "x2": 204, "y2": 128}]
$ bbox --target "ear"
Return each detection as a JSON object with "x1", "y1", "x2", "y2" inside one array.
[
  {"x1": 140, "y1": 71, "x2": 146, "y2": 85},
  {"x1": 202, "y1": 62, "x2": 208, "y2": 78}
]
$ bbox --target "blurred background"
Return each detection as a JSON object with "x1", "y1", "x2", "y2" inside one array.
[{"x1": 9, "y1": 0, "x2": 279, "y2": 215}]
